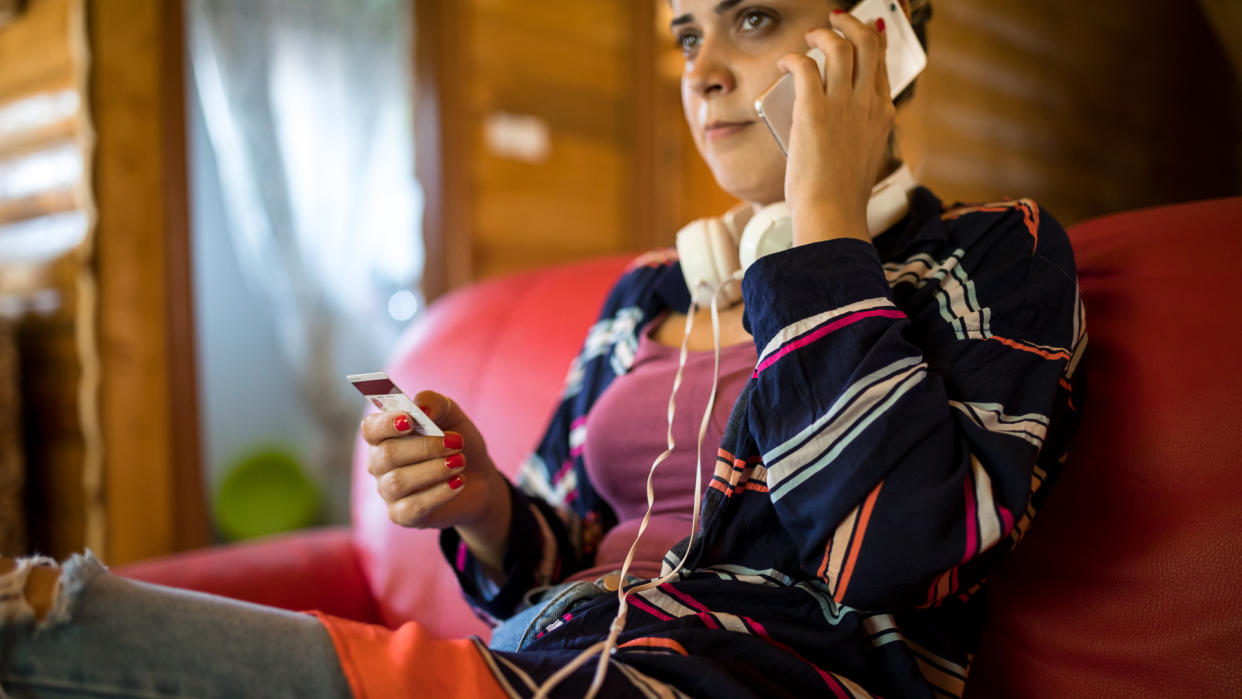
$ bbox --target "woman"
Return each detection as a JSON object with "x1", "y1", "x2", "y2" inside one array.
[{"x1": 1, "y1": 1, "x2": 1085, "y2": 697}]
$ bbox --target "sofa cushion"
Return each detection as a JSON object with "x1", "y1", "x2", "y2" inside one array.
[
  {"x1": 966, "y1": 197, "x2": 1242, "y2": 697},
  {"x1": 116, "y1": 527, "x2": 379, "y2": 623}
]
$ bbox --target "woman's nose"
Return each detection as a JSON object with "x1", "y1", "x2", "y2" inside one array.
[{"x1": 685, "y1": 37, "x2": 735, "y2": 97}]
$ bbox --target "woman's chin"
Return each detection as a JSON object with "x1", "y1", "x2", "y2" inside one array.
[
  {"x1": 705, "y1": 149, "x2": 785, "y2": 206},
  {"x1": 711, "y1": 167, "x2": 784, "y2": 206}
]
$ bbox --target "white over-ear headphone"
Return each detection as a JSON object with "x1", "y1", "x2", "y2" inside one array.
[{"x1": 675, "y1": 164, "x2": 916, "y2": 308}]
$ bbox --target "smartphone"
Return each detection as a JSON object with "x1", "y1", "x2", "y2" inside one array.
[
  {"x1": 347, "y1": 371, "x2": 445, "y2": 437},
  {"x1": 755, "y1": 0, "x2": 927, "y2": 156}
]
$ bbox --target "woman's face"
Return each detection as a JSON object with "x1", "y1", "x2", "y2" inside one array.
[{"x1": 671, "y1": 0, "x2": 847, "y2": 205}]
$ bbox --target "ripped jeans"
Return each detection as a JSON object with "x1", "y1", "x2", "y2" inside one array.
[{"x1": 0, "y1": 551, "x2": 351, "y2": 698}]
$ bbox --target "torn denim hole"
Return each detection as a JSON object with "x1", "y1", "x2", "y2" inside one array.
[{"x1": 0, "y1": 550, "x2": 108, "y2": 633}]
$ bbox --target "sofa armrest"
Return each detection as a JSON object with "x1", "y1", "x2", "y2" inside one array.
[{"x1": 114, "y1": 526, "x2": 382, "y2": 624}]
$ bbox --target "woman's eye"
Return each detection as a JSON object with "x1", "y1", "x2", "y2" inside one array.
[
  {"x1": 739, "y1": 10, "x2": 774, "y2": 32},
  {"x1": 676, "y1": 32, "x2": 701, "y2": 55}
]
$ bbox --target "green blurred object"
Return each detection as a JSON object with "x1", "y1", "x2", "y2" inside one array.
[{"x1": 213, "y1": 447, "x2": 322, "y2": 541}]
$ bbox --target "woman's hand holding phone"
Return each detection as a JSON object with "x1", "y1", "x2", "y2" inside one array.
[
  {"x1": 777, "y1": 11, "x2": 894, "y2": 247},
  {"x1": 361, "y1": 390, "x2": 512, "y2": 578}
]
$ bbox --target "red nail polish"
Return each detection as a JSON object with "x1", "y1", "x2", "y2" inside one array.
[
  {"x1": 393, "y1": 415, "x2": 412, "y2": 432},
  {"x1": 418, "y1": 404, "x2": 432, "y2": 416},
  {"x1": 832, "y1": 9, "x2": 845, "y2": 14},
  {"x1": 443, "y1": 433, "x2": 463, "y2": 450},
  {"x1": 876, "y1": 17, "x2": 885, "y2": 32},
  {"x1": 448, "y1": 475, "x2": 465, "y2": 490},
  {"x1": 445, "y1": 453, "x2": 465, "y2": 470}
]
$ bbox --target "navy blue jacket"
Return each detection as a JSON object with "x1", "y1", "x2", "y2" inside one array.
[{"x1": 442, "y1": 188, "x2": 1086, "y2": 698}]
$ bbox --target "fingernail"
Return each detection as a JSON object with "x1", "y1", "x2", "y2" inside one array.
[
  {"x1": 832, "y1": 9, "x2": 845, "y2": 14},
  {"x1": 448, "y1": 475, "x2": 465, "y2": 490},
  {"x1": 393, "y1": 415, "x2": 412, "y2": 432},
  {"x1": 443, "y1": 433, "x2": 463, "y2": 450},
  {"x1": 876, "y1": 17, "x2": 885, "y2": 33},
  {"x1": 418, "y1": 404, "x2": 431, "y2": 416},
  {"x1": 445, "y1": 453, "x2": 465, "y2": 470}
]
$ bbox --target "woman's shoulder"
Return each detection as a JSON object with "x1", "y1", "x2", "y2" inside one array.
[
  {"x1": 938, "y1": 195, "x2": 1067, "y2": 244},
  {"x1": 593, "y1": 247, "x2": 689, "y2": 316},
  {"x1": 940, "y1": 196, "x2": 1060, "y2": 235},
  {"x1": 928, "y1": 193, "x2": 1075, "y2": 273},
  {"x1": 623, "y1": 247, "x2": 680, "y2": 272},
  {"x1": 903, "y1": 192, "x2": 1080, "y2": 338}
]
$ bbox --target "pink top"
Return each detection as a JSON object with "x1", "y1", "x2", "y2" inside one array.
[{"x1": 575, "y1": 312, "x2": 758, "y2": 580}]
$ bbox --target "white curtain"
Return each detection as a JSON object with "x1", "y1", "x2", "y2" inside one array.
[{"x1": 188, "y1": 0, "x2": 422, "y2": 514}]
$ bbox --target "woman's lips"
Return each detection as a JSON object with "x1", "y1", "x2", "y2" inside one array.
[{"x1": 705, "y1": 121, "x2": 752, "y2": 141}]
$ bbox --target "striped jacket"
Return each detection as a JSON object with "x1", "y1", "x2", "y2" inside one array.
[{"x1": 440, "y1": 187, "x2": 1087, "y2": 697}]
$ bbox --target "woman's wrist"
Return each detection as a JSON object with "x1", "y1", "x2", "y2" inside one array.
[
  {"x1": 792, "y1": 202, "x2": 870, "y2": 246},
  {"x1": 453, "y1": 469, "x2": 513, "y2": 582}
]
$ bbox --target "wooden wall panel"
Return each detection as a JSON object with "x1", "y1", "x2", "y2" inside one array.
[
  {"x1": 470, "y1": 14, "x2": 626, "y2": 97},
  {"x1": 419, "y1": 0, "x2": 735, "y2": 292},
  {"x1": 1, "y1": 0, "x2": 89, "y2": 558},
  {"x1": 0, "y1": 0, "x2": 74, "y2": 101},
  {"x1": 463, "y1": 0, "x2": 635, "y2": 281},
  {"x1": 473, "y1": 132, "x2": 626, "y2": 273},
  {"x1": 905, "y1": 0, "x2": 1239, "y2": 225}
]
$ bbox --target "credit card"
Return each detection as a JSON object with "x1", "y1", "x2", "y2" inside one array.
[{"x1": 347, "y1": 371, "x2": 445, "y2": 437}]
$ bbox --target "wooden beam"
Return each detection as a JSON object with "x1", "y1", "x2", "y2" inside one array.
[
  {"x1": 158, "y1": 0, "x2": 206, "y2": 555},
  {"x1": 87, "y1": 0, "x2": 207, "y2": 564},
  {"x1": 414, "y1": 0, "x2": 473, "y2": 301}
]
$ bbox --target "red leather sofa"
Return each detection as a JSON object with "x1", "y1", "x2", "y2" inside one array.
[{"x1": 119, "y1": 197, "x2": 1242, "y2": 697}]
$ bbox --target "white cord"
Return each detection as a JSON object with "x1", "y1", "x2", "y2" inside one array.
[{"x1": 534, "y1": 275, "x2": 735, "y2": 698}]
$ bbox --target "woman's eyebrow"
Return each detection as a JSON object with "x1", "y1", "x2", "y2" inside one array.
[{"x1": 670, "y1": 0, "x2": 747, "y2": 30}]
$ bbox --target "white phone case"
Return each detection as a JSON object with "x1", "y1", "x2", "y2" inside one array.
[{"x1": 755, "y1": 0, "x2": 927, "y2": 156}]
